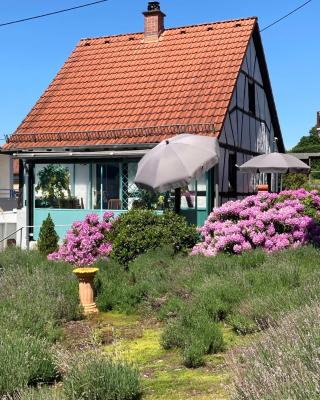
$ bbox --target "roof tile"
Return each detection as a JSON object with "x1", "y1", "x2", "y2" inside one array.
[{"x1": 5, "y1": 17, "x2": 256, "y2": 150}]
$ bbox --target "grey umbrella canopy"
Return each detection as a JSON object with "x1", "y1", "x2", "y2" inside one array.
[
  {"x1": 134, "y1": 134, "x2": 220, "y2": 192},
  {"x1": 239, "y1": 152, "x2": 310, "y2": 174}
]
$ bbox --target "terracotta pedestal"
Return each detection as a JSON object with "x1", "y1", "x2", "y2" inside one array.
[
  {"x1": 257, "y1": 184, "x2": 269, "y2": 194},
  {"x1": 73, "y1": 267, "x2": 99, "y2": 316}
]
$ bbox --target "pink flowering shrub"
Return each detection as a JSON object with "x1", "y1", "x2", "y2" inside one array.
[
  {"x1": 192, "y1": 189, "x2": 320, "y2": 257},
  {"x1": 48, "y1": 212, "x2": 113, "y2": 266}
]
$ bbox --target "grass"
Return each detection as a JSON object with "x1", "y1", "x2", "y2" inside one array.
[
  {"x1": 100, "y1": 313, "x2": 232, "y2": 399},
  {"x1": 96, "y1": 245, "x2": 320, "y2": 366},
  {"x1": 2, "y1": 245, "x2": 320, "y2": 398},
  {"x1": 0, "y1": 248, "x2": 141, "y2": 400}
]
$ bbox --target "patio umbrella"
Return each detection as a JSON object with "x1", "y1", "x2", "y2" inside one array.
[
  {"x1": 238, "y1": 152, "x2": 310, "y2": 174},
  {"x1": 134, "y1": 134, "x2": 220, "y2": 192}
]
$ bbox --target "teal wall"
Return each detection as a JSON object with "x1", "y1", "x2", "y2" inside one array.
[{"x1": 33, "y1": 208, "x2": 126, "y2": 241}]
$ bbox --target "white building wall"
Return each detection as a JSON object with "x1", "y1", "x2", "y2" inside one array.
[{"x1": 0, "y1": 155, "x2": 13, "y2": 198}]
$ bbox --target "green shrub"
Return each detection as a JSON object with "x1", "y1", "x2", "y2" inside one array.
[
  {"x1": 227, "y1": 314, "x2": 258, "y2": 335},
  {"x1": 64, "y1": 355, "x2": 142, "y2": 400},
  {"x1": 108, "y1": 209, "x2": 198, "y2": 265},
  {"x1": 161, "y1": 311, "x2": 224, "y2": 367},
  {"x1": 282, "y1": 172, "x2": 309, "y2": 190},
  {"x1": 37, "y1": 214, "x2": 59, "y2": 256},
  {"x1": 161, "y1": 320, "x2": 185, "y2": 350},
  {"x1": 0, "y1": 332, "x2": 58, "y2": 396},
  {"x1": 182, "y1": 339, "x2": 207, "y2": 368}
]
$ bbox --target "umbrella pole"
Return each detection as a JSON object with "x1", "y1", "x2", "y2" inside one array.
[
  {"x1": 280, "y1": 174, "x2": 283, "y2": 192},
  {"x1": 174, "y1": 188, "x2": 181, "y2": 214}
]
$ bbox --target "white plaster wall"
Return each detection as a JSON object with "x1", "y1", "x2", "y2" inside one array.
[
  {"x1": 0, "y1": 155, "x2": 13, "y2": 198},
  {"x1": 16, "y1": 207, "x2": 28, "y2": 249},
  {"x1": 0, "y1": 210, "x2": 17, "y2": 250},
  {"x1": 74, "y1": 164, "x2": 90, "y2": 209}
]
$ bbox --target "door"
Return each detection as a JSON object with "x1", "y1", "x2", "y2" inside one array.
[
  {"x1": 180, "y1": 169, "x2": 214, "y2": 226},
  {"x1": 95, "y1": 163, "x2": 121, "y2": 210}
]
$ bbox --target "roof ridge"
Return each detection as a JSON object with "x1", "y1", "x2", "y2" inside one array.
[{"x1": 80, "y1": 16, "x2": 257, "y2": 42}]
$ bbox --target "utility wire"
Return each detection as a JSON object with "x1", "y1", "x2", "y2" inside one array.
[
  {"x1": 0, "y1": 0, "x2": 108, "y2": 28},
  {"x1": 260, "y1": 0, "x2": 313, "y2": 32}
]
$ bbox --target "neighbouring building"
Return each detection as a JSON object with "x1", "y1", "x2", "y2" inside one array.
[
  {"x1": 317, "y1": 111, "x2": 320, "y2": 136},
  {"x1": 2, "y1": 2, "x2": 284, "y2": 244}
]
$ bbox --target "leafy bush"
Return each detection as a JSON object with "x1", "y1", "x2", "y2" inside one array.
[
  {"x1": 108, "y1": 209, "x2": 198, "y2": 265},
  {"x1": 64, "y1": 355, "x2": 142, "y2": 400},
  {"x1": 48, "y1": 212, "x2": 113, "y2": 266},
  {"x1": 192, "y1": 189, "x2": 320, "y2": 256},
  {"x1": 282, "y1": 172, "x2": 309, "y2": 190},
  {"x1": 0, "y1": 331, "x2": 58, "y2": 396},
  {"x1": 231, "y1": 303, "x2": 320, "y2": 399},
  {"x1": 0, "y1": 248, "x2": 79, "y2": 340},
  {"x1": 38, "y1": 213, "x2": 59, "y2": 256}
]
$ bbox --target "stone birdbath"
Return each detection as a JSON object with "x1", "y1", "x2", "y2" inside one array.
[{"x1": 73, "y1": 267, "x2": 99, "y2": 316}]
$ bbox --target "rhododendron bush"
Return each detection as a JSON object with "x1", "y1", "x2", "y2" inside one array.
[
  {"x1": 48, "y1": 212, "x2": 113, "y2": 266},
  {"x1": 192, "y1": 189, "x2": 320, "y2": 256}
]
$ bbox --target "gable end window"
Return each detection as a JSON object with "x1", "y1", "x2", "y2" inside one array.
[{"x1": 248, "y1": 79, "x2": 256, "y2": 115}]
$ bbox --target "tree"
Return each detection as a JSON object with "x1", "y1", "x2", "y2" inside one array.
[
  {"x1": 291, "y1": 126, "x2": 320, "y2": 153},
  {"x1": 35, "y1": 165, "x2": 70, "y2": 203},
  {"x1": 38, "y1": 214, "x2": 59, "y2": 256}
]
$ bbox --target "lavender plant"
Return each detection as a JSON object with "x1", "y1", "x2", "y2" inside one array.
[{"x1": 230, "y1": 302, "x2": 320, "y2": 399}]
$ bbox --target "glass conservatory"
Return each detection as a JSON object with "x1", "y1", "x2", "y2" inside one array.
[{"x1": 31, "y1": 158, "x2": 213, "y2": 240}]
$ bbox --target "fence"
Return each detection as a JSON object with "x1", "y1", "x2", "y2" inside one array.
[
  {"x1": 0, "y1": 224, "x2": 71, "y2": 251},
  {"x1": 0, "y1": 189, "x2": 16, "y2": 199}
]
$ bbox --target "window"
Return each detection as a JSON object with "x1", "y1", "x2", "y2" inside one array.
[
  {"x1": 94, "y1": 163, "x2": 120, "y2": 210},
  {"x1": 228, "y1": 153, "x2": 237, "y2": 193},
  {"x1": 248, "y1": 79, "x2": 256, "y2": 115}
]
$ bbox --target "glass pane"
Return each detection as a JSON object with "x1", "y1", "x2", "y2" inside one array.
[
  {"x1": 93, "y1": 163, "x2": 121, "y2": 210},
  {"x1": 181, "y1": 180, "x2": 196, "y2": 209},
  {"x1": 105, "y1": 163, "x2": 120, "y2": 209},
  {"x1": 74, "y1": 164, "x2": 90, "y2": 209},
  {"x1": 197, "y1": 174, "x2": 207, "y2": 210},
  {"x1": 34, "y1": 163, "x2": 77, "y2": 209}
]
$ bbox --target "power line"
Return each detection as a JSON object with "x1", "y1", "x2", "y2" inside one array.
[
  {"x1": 0, "y1": 0, "x2": 109, "y2": 28},
  {"x1": 260, "y1": 0, "x2": 313, "y2": 32}
]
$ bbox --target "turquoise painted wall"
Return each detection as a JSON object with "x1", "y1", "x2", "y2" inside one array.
[{"x1": 33, "y1": 209, "x2": 126, "y2": 241}]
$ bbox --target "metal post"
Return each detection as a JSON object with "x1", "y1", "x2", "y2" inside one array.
[
  {"x1": 24, "y1": 161, "x2": 30, "y2": 250},
  {"x1": 100, "y1": 164, "x2": 103, "y2": 216},
  {"x1": 214, "y1": 165, "x2": 219, "y2": 208},
  {"x1": 174, "y1": 188, "x2": 181, "y2": 214}
]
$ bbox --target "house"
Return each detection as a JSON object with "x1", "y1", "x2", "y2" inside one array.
[
  {"x1": 2, "y1": 2, "x2": 284, "y2": 244},
  {"x1": 0, "y1": 154, "x2": 19, "y2": 250}
]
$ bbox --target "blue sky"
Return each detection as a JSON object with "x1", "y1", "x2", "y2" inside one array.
[{"x1": 0, "y1": 0, "x2": 319, "y2": 149}]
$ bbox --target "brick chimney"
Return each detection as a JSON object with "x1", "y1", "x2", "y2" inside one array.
[
  {"x1": 317, "y1": 111, "x2": 320, "y2": 134},
  {"x1": 143, "y1": 2, "x2": 166, "y2": 42}
]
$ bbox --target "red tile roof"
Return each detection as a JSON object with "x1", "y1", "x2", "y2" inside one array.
[{"x1": 5, "y1": 17, "x2": 257, "y2": 150}]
